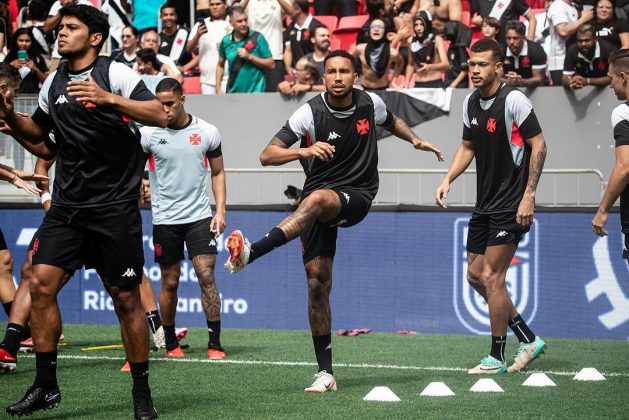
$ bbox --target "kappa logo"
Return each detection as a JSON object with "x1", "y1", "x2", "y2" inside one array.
[
  {"x1": 356, "y1": 119, "x2": 370, "y2": 135},
  {"x1": 496, "y1": 230, "x2": 508, "y2": 238},
  {"x1": 189, "y1": 133, "x2": 202, "y2": 145},
  {"x1": 453, "y1": 218, "x2": 538, "y2": 334},
  {"x1": 327, "y1": 131, "x2": 341, "y2": 141},
  {"x1": 158, "y1": 138, "x2": 169, "y2": 145},
  {"x1": 55, "y1": 95, "x2": 68, "y2": 105},
  {"x1": 586, "y1": 237, "x2": 629, "y2": 330},
  {"x1": 121, "y1": 268, "x2": 136, "y2": 278},
  {"x1": 486, "y1": 118, "x2": 497, "y2": 133},
  {"x1": 471, "y1": 117, "x2": 478, "y2": 126},
  {"x1": 341, "y1": 192, "x2": 350, "y2": 203},
  {"x1": 209, "y1": 239, "x2": 217, "y2": 247}
]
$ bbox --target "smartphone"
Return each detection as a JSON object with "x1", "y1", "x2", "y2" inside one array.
[
  {"x1": 17, "y1": 50, "x2": 27, "y2": 61},
  {"x1": 582, "y1": 4, "x2": 593, "y2": 12}
]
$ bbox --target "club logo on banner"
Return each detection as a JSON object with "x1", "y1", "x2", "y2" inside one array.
[
  {"x1": 452, "y1": 218, "x2": 539, "y2": 335},
  {"x1": 586, "y1": 237, "x2": 629, "y2": 330}
]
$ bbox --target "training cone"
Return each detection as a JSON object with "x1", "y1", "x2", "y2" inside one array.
[
  {"x1": 469, "y1": 378, "x2": 504, "y2": 393},
  {"x1": 420, "y1": 382, "x2": 455, "y2": 396},
  {"x1": 363, "y1": 386, "x2": 401, "y2": 402},
  {"x1": 522, "y1": 373, "x2": 556, "y2": 387},
  {"x1": 573, "y1": 368, "x2": 606, "y2": 381}
]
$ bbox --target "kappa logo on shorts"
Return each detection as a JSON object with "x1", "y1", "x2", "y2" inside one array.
[
  {"x1": 496, "y1": 230, "x2": 508, "y2": 238},
  {"x1": 209, "y1": 239, "x2": 217, "y2": 247},
  {"x1": 121, "y1": 268, "x2": 136, "y2": 278},
  {"x1": 341, "y1": 192, "x2": 350, "y2": 204},
  {"x1": 452, "y1": 218, "x2": 538, "y2": 335},
  {"x1": 585, "y1": 237, "x2": 629, "y2": 330}
]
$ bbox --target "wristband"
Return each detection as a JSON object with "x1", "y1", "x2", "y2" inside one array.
[{"x1": 40, "y1": 192, "x2": 52, "y2": 204}]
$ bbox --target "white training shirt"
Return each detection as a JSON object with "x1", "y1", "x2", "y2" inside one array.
[{"x1": 190, "y1": 18, "x2": 232, "y2": 86}]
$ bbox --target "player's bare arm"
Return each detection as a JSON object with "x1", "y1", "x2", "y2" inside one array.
[
  {"x1": 517, "y1": 133, "x2": 547, "y2": 227},
  {"x1": 592, "y1": 144, "x2": 629, "y2": 236},
  {"x1": 0, "y1": 93, "x2": 53, "y2": 149},
  {"x1": 388, "y1": 113, "x2": 444, "y2": 161},
  {"x1": 260, "y1": 137, "x2": 335, "y2": 166},
  {"x1": 435, "y1": 140, "x2": 475, "y2": 208},
  {"x1": 209, "y1": 155, "x2": 227, "y2": 235},
  {"x1": 35, "y1": 157, "x2": 56, "y2": 212},
  {"x1": 66, "y1": 74, "x2": 168, "y2": 127}
]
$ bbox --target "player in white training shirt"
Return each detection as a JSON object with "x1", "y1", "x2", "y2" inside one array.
[{"x1": 140, "y1": 78, "x2": 227, "y2": 360}]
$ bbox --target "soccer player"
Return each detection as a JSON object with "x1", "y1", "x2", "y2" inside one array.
[
  {"x1": 224, "y1": 50, "x2": 444, "y2": 392},
  {"x1": 435, "y1": 38, "x2": 548, "y2": 374},
  {"x1": 1, "y1": 5, "x2": 167, "y2": 418},
  {"x1": 140, "y1": 78, "x2": 227, "y2": 359},
  {"x1": 592, "y1": 48, "x2": 629, "y2": 265}
]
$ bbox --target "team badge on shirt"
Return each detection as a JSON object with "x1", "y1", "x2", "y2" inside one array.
[
  {"x1": 356, "y1": 119, "x2": 370, "y2": 135},
  {"x1": 486, "y1": 118, "x2": 497, "y2": 133},
  {"x1": 189, "y1": 133, "x2": 202, "y2": 145}
]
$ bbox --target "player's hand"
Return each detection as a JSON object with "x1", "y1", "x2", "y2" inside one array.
[
  {"x1": 210, "y1": 212, "x2": 226, "y2": 236},
  {"x1": 435, "y1": 181, "x2": 450, "y2": 208},
  {"x1": 0, "y1": 89, "x2": 15, "y2": 120},
  {"x1": 592, "y1": 209, "x2": 609, "y2": 237},
  {"x1": 13, "y1": 170, "x2": 49, "y2": 183},
  {"x1": 67, "y1": 74, "x2": 112, "y2": 106},
  {"x1": 412, "y1": 138, "x2": 445, "y2": 161},
  {"x1": 10, "y1": 176, "x2": 41, "y2": 195},
  {"x1": 301, "y1": 142, "x2": 335, "y2": 161},
  {"x1": 516, "y1": 195, "x2": 535, "y2": 227}
]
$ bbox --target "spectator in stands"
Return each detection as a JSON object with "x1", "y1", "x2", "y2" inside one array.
[
  {"x1": 411, "y1": 0, "x2": 463, "y2": 34},
  {"x1": 314, "y1": 0, "x2": 355, "y2": 17},
  {"x1": 501, "y1": 20, "x2": 547, "y2": 87},
  {"x1": 562, "y1": 23, "x2": 614, "y2": 89},
  {"x1": 216, "y1": 6, "x2": 274, "y2": 93},
  {"x1": 304, "y1": 25, "x2": 331, "y2": 78},
  {"x1": 530, "y1": 0, "x2": 551, "y2": 58},
  {"x1": 136, "y1": 48, "x2": 169, "y2": 92},
  {"x1": 187, "y1": 0, "x2": 232, "y2": 94},
  {"x1": 101, "y1": 0, "x2": 131, "y2": 50},
  {"x1": 4, "y1": 28, "x2": 48, "y2": 93},
  {"x1": 405, "y1": 12, "x2": 447, "y2": 88},
  {"x1": 158, "y1": 3, "x2": 195, "y2": 71},
  {"x1": 354, "y1": 18, "x2": 404, "y2": 89},
  {"x1": 593, "y1": 0, "x2": 616, "y2": 45},
  {"x1": 547, "y1": 0, "x2": 593, "y2": 85},
  {"x1": 139, "y1": 29, "x2": 183, "y2": 82},
  {"x1": 21, "y1": 0, "x2": 51, "y2": 57},
  {"x1": 111, "y1": 25, "x2": 139, "y2": 68},
  {"x1": 0, "y1": 0, "x2": 12, "y2": 54},
  {"x1": 283, "y1": 0, "x2": 321, "y2": 75},
  {"x1": 357, "y1": 0, "x2": 395, "y2": 44},
  {"x1": 132, "y1": 0, "x2": 166, "y2": 34},
  {"x1": 277, "y1": 56, "x2": 321, "y2": 94},
  {"x1": 240, "y1": 0, "x2": 294, "y2": 92},
  {"x1": 470, "y1": 0, "x2": 536, "y2": 44},
  {"x1": 44, "y1": 0, "x2": 93, "y2": 34},
  {"x1": 481, "y1": 16, "x2": 500, "y2": 41},
  {"x1": 443, "y1": 20, "x2": 471, "y2": 88}
]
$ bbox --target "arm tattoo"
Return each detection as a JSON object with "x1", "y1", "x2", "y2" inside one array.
[
  {"x1": 390, "y1": 115, "x2": 419, "y2": 144},
  {"x1": 525, "y1": 146, "x2": 547, "y2": 195}
]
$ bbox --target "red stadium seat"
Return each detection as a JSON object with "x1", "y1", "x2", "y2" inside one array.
[
  {"x1": 331, "y1": 28, "x2": 360, "y2": 51},
  {"x1": 182, "y1": 76, "x2": 201, "y2": 94},
  {"x1": 88, "y1": 0, "x2": 100, "y2": 7},
  {"x1": 461, "y1": 11, "x2": 470, "y2": 26},
  {"x1": 329, "y1": 36, "x2": 341, "y2": 50},
  {"x1": 314, "y1": 15, "x2": 338, "y2": 30},
  {"x1": 337, "y1": 14, "x2": 369, "y2": 30}
]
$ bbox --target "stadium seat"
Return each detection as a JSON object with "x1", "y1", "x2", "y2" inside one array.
[
  {"x1": 461, "y1": 11, "x2": 470, "y2": 26},
  {"x1": 331, "y1": 28, "x2": 360, "y2": 51},
  {"x1": 462, "y1": 0, "x2": 470, "y2": 11},
  {"x1": 329, "y1": 36, "x2": 341, "y2": 50},
  {"x1": 337, "y1": 14, "x2": 369, "y2": 30},
  {"x1": 314, "y1": 15, "x2": 338, "y2": 30},
  {"x1": 88, "y1": 0, "x2": 100, "y2": 7},
  {"x1": 530, "y1": 8, "x2": 545, "y2": 16},
  {"x1": 182, "y1": 76, "x2": 201, "y2": 94}
]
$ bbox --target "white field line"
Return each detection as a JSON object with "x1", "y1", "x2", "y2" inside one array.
[{"x1": 21, "y1": 354, "x2": 629, "y2": 378}]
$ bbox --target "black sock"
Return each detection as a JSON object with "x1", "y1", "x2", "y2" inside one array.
[
  {"x1": 163, "y1": 324, "x2": 177, "y2": 351},
  {"x1": 129, "y1": 361, "x2": 150, "y2": 398},
  {"x1": 490, "y1": 335, "x2": 507, "y2": 363},
  {"x1": 2, "y1": 323, "x2": 25, "y2": 356},
  {"x1": 248, "y1": 227, "x2": 287, "y2": 263},
  {"x1": 146, "y1": 310, "x2": 162, "y2": 334},
  {"x1": 509, "y1": 314, "x2": 535, "y2": 344},
  {"x1": 2, "y1": 301, "x2": 12, "y2": 317},
  {"x1": 312, "y1": 334, "x2": 333, "y2": 375},
  {"x1": 34, "y1": 351, "x2": 58, "y2": 389},
  {"x1": 21, "y1": 324, "x2": 31, "y2": 341},
  {"x1": 206, "y1": 320, "x2": 221, "y2": 348}
]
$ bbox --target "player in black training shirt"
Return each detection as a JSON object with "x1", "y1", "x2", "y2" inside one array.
[
  {"x1": 435, "y1": 39, "x2": 548, "y2": 375},
  {"x1": 0, "y1": 6, "x2": 167, "y2": 419},
  {"x1": 224, "y1": 50, "x2": 444, "y2": 393},
  {"x1": 593, "y1": 48, "x2": 629, "y2": 265}
]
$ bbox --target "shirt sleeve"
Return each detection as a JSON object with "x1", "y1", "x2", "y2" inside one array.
[
  {"x1": 275, "y1": 103, "x2": 313, "y2": 147},
  {"x1": 562, "y1": 46, "x2": 577, "y2": 74},
  {"x1": 612, "y1": 104, "x2": 629, "y2": 147},
  {"x1": 48, "y1": 0, "x2": 61, "y2": 16},
  {"x1": 531, "y1": 44, "x2": 547, "y2": 69},
  {"x1": 366, "y1": 92, "x2": 389, "y2": 125},
  {"x1": 109, "y1": 61, "x2": 155, "y2": 101},
  {"x1": 506, "y1": 90, "x2": 542, "y2": 139},
  {"x1": 203, "y1": 122, "x2": 223, "y2": 158},
  {"x1": 190, "y1": 22, "x2": 200, "y2": 39},
  {"x1": 36, "y1": 71, "x2": 56, "y2": 116},
  {"x1": 139, "y1": 126, "x2": 152, "y2": 153},
  {"x1": 256, "y1": 33, "x2": 273, "y2": 59},
  {"x1": 219, "y1": 37, "x2": 227, "y2": 59},
  {"x1": 549, "y1": 3, "x2": 571, "y2": 27},
  {"x1": 462, "y1": 93, "x2": 472, "y2": 141}
]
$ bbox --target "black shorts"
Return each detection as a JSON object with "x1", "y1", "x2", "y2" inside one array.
[
  {"x1": 0, "y1": 227, "x2": 6, "y2": 250},
  {"x1": 31, "y1": 201, "x2": 144, "y2": 289},
  {"x1": 466, "y1": 211, "x2": 530, "y2": 255},
  {"x1": 300, "y1": 188, "x2": 372, "y2": 264},
  {"x1": 153, "y1": 217, "x2": 217, "y2": 265},
  {"x1": 623, "y1": 232, "x2": 628, "y2": 262}
]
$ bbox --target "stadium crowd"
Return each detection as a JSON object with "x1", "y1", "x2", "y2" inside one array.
[{"x1": 0, "y1": 0, "x2": 623, "y2": 94}]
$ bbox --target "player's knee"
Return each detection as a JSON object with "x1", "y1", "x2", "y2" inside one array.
[
  {"x1": 303, "y1": 190, "x2": 330, "y2": 211},
  {"x1": 20, "y1": 260, "x2": 32, "y2": 281},
  {"x1": 161, "y1": 276, "x2": 179, "y2": 292},
  {"x1": 0, "y1": 250, "x2": 14, "y2": 274},
  {"x1": 466, "y1": 267, "x2": 482, "y2": 285},
  {"x1": 29, "y1": 274, "x2": 54, "y2": 302},
  {"x1": 480, "y1": 268, "x2": 505, "y2": 292}
]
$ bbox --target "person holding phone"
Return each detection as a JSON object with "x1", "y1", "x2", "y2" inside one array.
[{"x1": 4, "y1": 28, "x2": 48, "y2": 93}]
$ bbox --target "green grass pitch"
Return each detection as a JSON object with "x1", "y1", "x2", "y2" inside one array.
[{"x1": 2, "y1": 324, "x2": 629, "y2": 419}]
